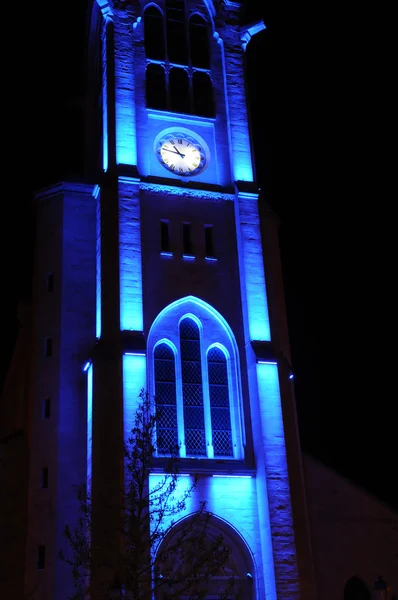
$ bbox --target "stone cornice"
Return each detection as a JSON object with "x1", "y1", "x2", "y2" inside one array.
[
  {"x1": 35, "y1": 182, "x2": 95, "y2": 201},
  {"x1": 235, "y1": 180, "x2": 259, "y2": 199},
  {"x1": 241, "y1": 21, "x2": 266, "y2": 51},
  {"x1": 139, "y1": 182, "x2": 235, "y2": 202}
]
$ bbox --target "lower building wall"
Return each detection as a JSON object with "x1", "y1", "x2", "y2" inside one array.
[
  {"x1": 0, "y1": 432, "x2": 29, "y2": 600},
  {"x1": 303, "y1": 454, "x2": 398, "y2": 600}
]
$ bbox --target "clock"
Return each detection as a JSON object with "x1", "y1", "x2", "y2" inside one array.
[{"x1": 155, "y1": 130, "x2": 209, "y2": 177}]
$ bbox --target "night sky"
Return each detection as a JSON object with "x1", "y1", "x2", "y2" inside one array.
[{"x1": 1, "y1": 1, "x2": 396, "y2": 509}]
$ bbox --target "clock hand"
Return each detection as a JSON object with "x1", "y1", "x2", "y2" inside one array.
[
  {"x1": 173, "y1": 145, "x2": 185, "y2": 159},
  {"x1": 162, "y1": 148, "x2": 181, "y2": 155}
]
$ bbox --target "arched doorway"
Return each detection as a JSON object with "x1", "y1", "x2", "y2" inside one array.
[
  {"x1": 344, "y1": 576, "x2": 371, "y2": 600},
  {"x1": 155, "y1": 512, "x2": 255, "y2": 599}
]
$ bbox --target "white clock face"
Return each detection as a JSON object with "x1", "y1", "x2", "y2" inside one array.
[{"x1": 155, "y1": 131, "x2": 208, "y2": 177}]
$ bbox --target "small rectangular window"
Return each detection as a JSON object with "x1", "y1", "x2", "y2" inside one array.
[
  {"x1": 43, "y1": 397, "x2": 51, "y2": 419},
  {"x1": 37, "y1": 546, "x2": 46, "y2": 570},
  {"x1": 47, "y1": 273, "x2": 54, "y2": 292},
  {"x1": 204, "y1": 225, "x2": 215, "y2": 259},
  {"x1": 44, "y1": 338, "x2": 52, "y2": 357},
  {"x1": 160, "y1": 220, "x2": 170, "y2": 253},
  {"x1": 183, "y1": 223, "x2": 193, "y2": 256},
  {"x1": 41, "y1": 467, "x2": 48, "y2": 489}
]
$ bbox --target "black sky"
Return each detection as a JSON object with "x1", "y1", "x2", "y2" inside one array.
[{"x1": 1, "y1": 1, "x2": 396, "y2": 508}]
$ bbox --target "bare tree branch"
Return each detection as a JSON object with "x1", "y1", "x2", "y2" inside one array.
[{"x1": 59, "y1": 389, "x2": 241, "y2": 600}]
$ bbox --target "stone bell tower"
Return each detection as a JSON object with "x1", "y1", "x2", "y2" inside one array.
[{"x1": 19, "y1": 1, "x2": 316, "y2": 598}]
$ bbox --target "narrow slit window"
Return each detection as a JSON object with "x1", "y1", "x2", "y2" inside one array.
[
  {"x1": 41, "y1": 467, "x2": 48, "y2": 489},
  {"x1": 43, "y1": 397, "x2": 51, "y2": 419},
  {"x1": 205, "y1": 225, "x2": 215, "y2": 258},
  {"x1": 183, "y1": 223, "x2": 193, "y2": 256},
  {"x1": 44, "y1": 338, "x2": 52, "y2": 357},
  {"x1": 47, "y1": 273, "x2": 54, "y2": 292},
  {"x1": 160, "y1": 220, "x2": 170, "y2": 253},
  {"x1": 37, "y1": 546, "x2": 46, "y2": 570}
]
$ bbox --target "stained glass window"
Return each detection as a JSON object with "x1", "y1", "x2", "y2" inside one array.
[
  {"x1": 150, "y1": 305, "x2": 241, "y2": 461},
  {"x1": 208, "y1": 348, "x2": 233, "y2": 456},
  {"x1": 180, "y1": 319, "x2": 206, "y2": 456},
  {"x1": 154, "y1": 343, "x2": 178, "y2": 455}
]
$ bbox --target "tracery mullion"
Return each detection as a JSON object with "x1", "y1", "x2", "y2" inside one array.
[{"x1": 180, "y1": 318, "x2": 206, "y2": 456}]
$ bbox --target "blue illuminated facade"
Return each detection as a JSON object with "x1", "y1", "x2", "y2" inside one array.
[{"x1": 23, "y1": 2, "x2": 315, "y2": 599}]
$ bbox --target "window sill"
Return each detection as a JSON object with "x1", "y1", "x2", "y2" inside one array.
[
  {"x1": 146, "y1": 107, "x2": 216, "y2": 124},
  {"x1": 150, "y1": 457, "x2": 254, "y2": 476}
]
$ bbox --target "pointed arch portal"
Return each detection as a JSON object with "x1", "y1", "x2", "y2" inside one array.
[{"x1": 155, "y1": 512, "x2": 255, "y2": 599}]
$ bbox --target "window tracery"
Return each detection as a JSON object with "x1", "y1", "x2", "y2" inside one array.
[
  {"x1": 149, "y1": 298, "x2": 243, "y2": 460},
  {"x1": 144, "y1": 3, "x2": 214, "y2": 117}
]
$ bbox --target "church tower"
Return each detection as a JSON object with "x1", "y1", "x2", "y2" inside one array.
[{"x1": 22, "y1": 1, "x2": 315, "y2": 598}]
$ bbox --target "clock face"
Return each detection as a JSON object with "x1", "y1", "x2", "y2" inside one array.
[{"x1": 155, "y1": 131, "x2": 208, "y2": 177}]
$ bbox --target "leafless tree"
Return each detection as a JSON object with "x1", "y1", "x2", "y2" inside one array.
[{"x1": 59, "y1": 390, "x2": 241, "y2": 600}]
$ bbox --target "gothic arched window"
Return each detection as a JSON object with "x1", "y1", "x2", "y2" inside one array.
[
  {"x1": 146, "y1": 64, "x2": 167, "y2": 111},
  {"x1": 166, "y1": 0, "x2": 188, "y2": 64},
  {"x1": 189, "y1": 14, "x2": 210, "y2": 69},
  {"x1": 144, "y1": 2, "x2": 214, "y2": 117},
  {"x1": 154, "y1": 343, "x2": 178, "y2": 455},
  {"x1": 192, "y1": 71, "x2": 214, "y2": 117},
  {"x1": 207, "y1": 347, "x2": 233, "y2": 457},
  {"x1": 148, "y1": 298, "x2": 243, "y2": 460},
  {"x1": 180, "y1": 318, "x2": 206, "y2": 456},
  {"x1": 169, "y1": 68, "x2": 191, "y2": 114},
  {"x1": 144, "y1": 6, "x2": 165, "y2": 60}
]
